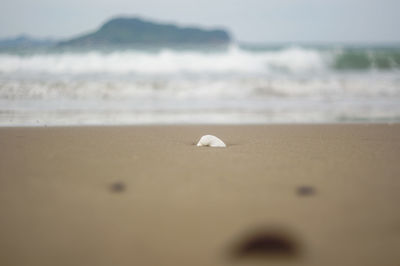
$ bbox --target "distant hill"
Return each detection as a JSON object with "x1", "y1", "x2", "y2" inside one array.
[
  {"x1": 58, "y1": 17, "x2": 232, "y2": 48},
  {"x1": 0, "y1": 35, "x2": 55, "y2": 48}
]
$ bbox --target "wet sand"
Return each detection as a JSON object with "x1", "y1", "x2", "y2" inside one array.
[{"x1": 0, "y1": 124, "x2": 399, "y2": 266}]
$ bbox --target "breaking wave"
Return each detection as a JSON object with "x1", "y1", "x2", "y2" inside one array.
[
  {"x1": 1, "y1": 44, "x2": 400, "y2": 125},
  {"x1": 1, "y1": 45, "x2": 399, "y2": 76},
  {"x1": 0, "y1": 46, "x2": 327, "y2": 75}
]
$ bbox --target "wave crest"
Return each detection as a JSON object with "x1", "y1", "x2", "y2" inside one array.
[{"x1": 0, "y1": 46, "x2": 327, "y2": 75}]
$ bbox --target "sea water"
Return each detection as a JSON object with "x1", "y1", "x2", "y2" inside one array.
[{"x1": 0, "y1": 44, "x2": 399, "y2": 125}]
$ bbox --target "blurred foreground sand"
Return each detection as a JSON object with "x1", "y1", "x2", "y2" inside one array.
[{"x1": 0, "y1": 124, "x2": 399, "y2": 266}]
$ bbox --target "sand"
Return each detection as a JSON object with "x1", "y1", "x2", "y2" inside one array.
[{"x1": 0, "y1": 124, "x2": 399, "y2": 266}]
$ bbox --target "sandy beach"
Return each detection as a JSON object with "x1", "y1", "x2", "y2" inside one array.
[{"x1": 0, "y1": 124, "x2": 399, "y2": 266}]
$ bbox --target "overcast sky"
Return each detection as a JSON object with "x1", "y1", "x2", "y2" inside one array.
[{"x1": 1, "y1": 0, "x2": 399, "y2": 43}]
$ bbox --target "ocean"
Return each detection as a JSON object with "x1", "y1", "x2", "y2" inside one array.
[{"x1": 1, "y1": 44, "x2": 399, "y2": 125}]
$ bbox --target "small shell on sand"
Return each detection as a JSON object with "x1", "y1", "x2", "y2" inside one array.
[{"x1": 197, "y1": 135, "x2": 226, "y2": 147}]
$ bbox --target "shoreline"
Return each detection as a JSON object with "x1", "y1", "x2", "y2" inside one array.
[{"x1": 0, "y1": 121, "x2": 398, "y2": 127}]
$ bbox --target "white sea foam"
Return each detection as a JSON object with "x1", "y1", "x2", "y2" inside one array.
[
  {"x1": 0, "y1": 45, "x2": 400, "y2": 125},
  {"x1": 0, "y1": 46, "x2": 326, "y2": 75}
]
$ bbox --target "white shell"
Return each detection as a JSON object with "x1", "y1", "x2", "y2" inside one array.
[{"x1": 197, "y1": 135, "x2": 226, "y2": 147}]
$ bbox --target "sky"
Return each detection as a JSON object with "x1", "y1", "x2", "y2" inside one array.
[{"x1": 1, "y1": 0, "x2": 399, "y2": 43}]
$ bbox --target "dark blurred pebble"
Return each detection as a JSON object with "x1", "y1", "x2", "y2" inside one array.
[
  {"x1": 297, "y1": 186, "x2": 315, "y2": 196},
  {"x1": 110, "y1": 182, "x2": 125, "y2": 192}
]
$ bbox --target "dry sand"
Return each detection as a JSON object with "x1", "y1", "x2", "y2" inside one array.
[{"x1": 0, "y1": 124, "x2": 399, "y2": 266}]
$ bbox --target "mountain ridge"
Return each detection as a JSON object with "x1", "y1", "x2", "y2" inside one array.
[
  {"x1": 0, "y1": 35, "x2": 55, "y2": 48},
  {"x1": 57, "y1": 17, "x2": 232, "y2": 48}
]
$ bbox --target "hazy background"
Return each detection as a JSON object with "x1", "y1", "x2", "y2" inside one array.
[
  {"x1": 0, "y1": 0, "x2": 399, "y2": 126},
  {"x1": 1, "y1": 0, "x2": 400, "y2": 43}
]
